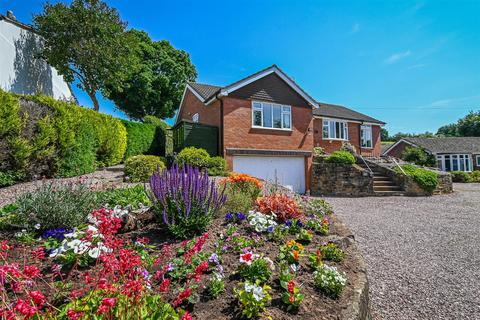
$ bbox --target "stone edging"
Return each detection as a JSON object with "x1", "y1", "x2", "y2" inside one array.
[{"x1": 333, "y1": 217, "x2": 371, "y2": 320}]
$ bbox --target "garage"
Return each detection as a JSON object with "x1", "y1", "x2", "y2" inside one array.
[{"x1": 232, "y1": 156, "x2": 306, "y2": 193}]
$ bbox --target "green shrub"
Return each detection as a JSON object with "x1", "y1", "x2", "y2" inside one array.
[
  {"x1": 122, "y1": 120, "x2": 166, "y2": 159},
  {"x1": 0, "y1": 90, "x2": 128, "y2": 182},
  {"x1": 16, "y1": 182, "x2": 96, "y2": 230},
  {"x1": 124, "y1": 155, "x2": 166, "y2": 182},
  {"x1": 313, "y1": 147, "x2": 325, "y2": 156},
  {"x1": 0, "y1": 171, "x2": 24, "y2": 188},
  {"x1": 325, "y1": 151, "x2": 356, "y2": 165},
  {"x1": 222, "y1": 184, "x2": 257, "y2": 214},
  {"x1": 177, "y1": 147, "x2": 210, "y2": 168},
  {"x1": 450, "y1": 171, "x2": 471, "y2": 183},
  {"x1": 94, "y1": 185, "x2": 151, "y2": 209},
  {"x1": 207, "y1": 156, "x2": 228, "y2": 176},
  {"x1": 401, "y1": 146, "x2": 436, "y2": 167},
  {"x1": 470, "y1": 170, "x2": 480, "y2": 183},
  {"x1": 396, "y1": 164, "x2": 438, "y2": 193},
  {"x1": 319, "y1": 243, "x2": 345, "y2": 262}
]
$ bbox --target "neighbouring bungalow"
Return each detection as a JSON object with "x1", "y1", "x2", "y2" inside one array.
[
  {"x1": 174, "y1": 64, "x2": 385, "y2": 193},
  {"x1": 383, "y1": 137, "x2": 480, "y2": 172}
]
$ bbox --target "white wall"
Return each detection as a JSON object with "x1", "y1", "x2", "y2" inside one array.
[{"x1": 0, "y1": 18, "x2": 73, "y2": 100}]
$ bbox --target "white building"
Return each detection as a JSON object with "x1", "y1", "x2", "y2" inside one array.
[{"x1": 0, "y1": 11, "x2": 74, "y2": 100}]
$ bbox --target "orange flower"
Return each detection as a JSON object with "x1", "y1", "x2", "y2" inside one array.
[{"x1": 292, "y1": 250, "x2": 300, "y2": 261}]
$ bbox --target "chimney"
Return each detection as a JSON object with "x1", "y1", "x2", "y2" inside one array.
[{"x1": 6, "y1": 10, "x2": 16, "y2": 20}]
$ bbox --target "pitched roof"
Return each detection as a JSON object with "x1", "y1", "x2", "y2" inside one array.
[
  {"x1": 187, "y1": 82, "x2": 221, "y2": 100},
  {"x1": 402, "y1": 137, "x2": 480, "y2": 154},
  {"x1": 313, "y1": 102, "x2": 385, "y2": 125}
]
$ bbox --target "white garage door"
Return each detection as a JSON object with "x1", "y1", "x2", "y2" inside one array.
[{"x1": 232, "y1": 156, "x2": 305, "y2": 194}]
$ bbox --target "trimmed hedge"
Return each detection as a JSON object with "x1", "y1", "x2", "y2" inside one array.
[
  {"x1": 396, "y1": 164, "x2": 438, "y2": 193},
  {"x1": 0, "y1": 90, "x2": 127, "y2": 183},
  {"x1": 124, "y1": 155, "x2": 166, "y2": 182},
  {"x1": 451, "y1": 171, "x2": 471, "y2": 183},
  {"x1": 122, "y1": 119, "x2": 166, "y2": 159},
  {"x1": 325, "y1": 151, "x2": 356, "y2": 165},
  {"x1": 177, "y1": 146, "x2": 228, "y2": 176}
]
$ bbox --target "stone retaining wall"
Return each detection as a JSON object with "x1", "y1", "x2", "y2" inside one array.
[{"x1": 311, "y1": 157, "x2": 374, "y2": 196}]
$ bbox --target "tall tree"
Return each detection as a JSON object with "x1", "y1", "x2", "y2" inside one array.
[
  {"x1": 33, "y1": 0, "x2": 133, "y2": 111},
  {"x1": 105, "y1": 29, "x2": 197, "y2": 120},
  {"x1": 436, "y1": 111, "x2": 480, "y2": 137},
  {"x1": 380, "y1": 128, "x2": 390, "y2": 141}
]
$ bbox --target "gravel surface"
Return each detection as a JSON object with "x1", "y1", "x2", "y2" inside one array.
[
  {"x1": 324, "y1": 184, "x2": 480, "y2": 320},
  {"x1": 0, "y1": 165, "x2": 125, "y2": 207}
]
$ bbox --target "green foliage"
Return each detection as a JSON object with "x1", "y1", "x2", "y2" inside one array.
[
  {"x1": 302, "y1": 198, "x2": 333, "y2": 217},
  {"x1": 319, "y1": 243, "x2": 345, "y2": 262},
  {"x1": 313, "y1": 264, "x2": 347, "y2": 298},
  {"x1": 437, "y1": 111, "x2": 480, "y2": 137},
  {"x1": 105, "y1": 29, "x2": 197, "y2": 120},
  {"x1": 396, "y1": 164, "x2": 439, "y2": 193},
  {"x1": 122, "y1": 120, "x2": 166, "y2": 159},
  {"x1": 313, "y1": 146, "x2": 326, "y2": 156},
  {"x1": 238, "y1": 257, "x2": 273, "y2": 283},
  {"x1": 0, "y1": 91, "x2": 127, "y2": 183},
  {"x1": 94, "y1": 185, "x2": 151, "y2": 209},
  {"x1": 470, "y1": 170, "x2": 480, "y2": 183},
  {"x1": 279, "y1": 265, "x2": 304, "y2": 311},
  {"x1": 177, "y1": 146, "x2": 210, "y2": 168},
  {"x1": 207, "y1": 273, "x2": 225, "y2": 299},
  {"x1": 124, "y1": 155, "x2": 165, "y2": 182},
  {"x1": 380, "y1": 127, "x2": 390, "y2": 141},
  {"x1": 207, "y1": 156, "x2": 228, "y2": 176},
  {"x1": 325, "y1": 150, "x2": 356, "y2": 164},
  {"x1": 450, "y1": 171, "x2": 472, "y2": 183},
  {"x1": 15, "y1": 182, "x2": 96, "y2": 230},
  {"x1": 0, "y1": 204, "x2": 20, "y2": 231},
  {"x1": 33, "y1": 0, "x2": 134, "y2": 111},
  {"x1": 0, "y1": 171, "x2": 24, "y2": 188},
  {"x1": 222, "y1": 184, "x2": 258, "y2": 216},
  {"x1": 235, "y1": 281, "x2": 272, "y2": 319},
  {"x1": 401, "y1": 146, "x2": 436, "y2": 167}
]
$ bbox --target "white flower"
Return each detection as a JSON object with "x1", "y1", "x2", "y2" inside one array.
[
  {"x1": 290, "y1": 264, "x2": 300, "y2": 273},
  {"x1": 49, "y1": 248, "x2": 59, "y2": 258},
  {"x1": 264, "y1": 257, "x2": 275, "y2": 271},
  {"x1": 244, "y1": 283, "x2": 265, "y2": 302},
  {"x1": 64, "y1": 231, "x2": 78, "y2": 239},
  {"x1": 34, "y1": 224, "x2": 41, "y2": 230},
  {"x1": 88, "y1": 247, "x2": 101, "y2": 259},
  {"x1": 87, "y1": 225, "x2": 98, "y2": 233}
]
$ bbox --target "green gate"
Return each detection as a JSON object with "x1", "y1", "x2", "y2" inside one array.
[{"x1": 172, "y1": 121, "x2": 219, "y2": 156}]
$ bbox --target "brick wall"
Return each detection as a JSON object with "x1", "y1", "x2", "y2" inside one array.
[
  {"x1": 177, "y1": 89, "x2": 221, "y2": 127},
  {"x1": 222, "y1": 97, "x2": 314, "y2": 191},
  {"x1": 384, "y1": 141, "x2": 410, "y2": 158},
  {"x1": 313, "y1": 119, "x2": 382, "y2": 156}
]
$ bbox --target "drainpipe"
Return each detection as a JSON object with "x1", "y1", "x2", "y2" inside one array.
[
  {"x1": 217, "y1": 93, "x2": 224, "y2": 157},
  {"x1": 359, "y1": 121, "x2": 363, "y2": 155}
]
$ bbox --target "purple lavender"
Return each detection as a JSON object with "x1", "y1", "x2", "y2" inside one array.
[{"x1": 149, "y1": 164, "x2": 227, "y2": 237}]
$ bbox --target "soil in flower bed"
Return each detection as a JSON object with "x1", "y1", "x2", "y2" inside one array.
[
  {"x1": 1, "y1": 210, "x2": 361, "y2": 320},
  {"x1": 131, "y1": 214, "x2": 360, "y2": 319}
]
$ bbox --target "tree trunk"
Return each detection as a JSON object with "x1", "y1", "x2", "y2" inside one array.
[{"x1": 87, "y1": 90, "x2": 100, "y2": 111}]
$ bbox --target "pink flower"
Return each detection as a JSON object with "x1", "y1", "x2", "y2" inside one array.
[
  {"x1": 29, "y1": 291, "x2": 45, "y2": 306},
  {"x1": 181, "y1": 311, "x2": 193, "y2": 320},
  {"x1": 97, "y1": 298, "x2": 116, "y2": 314},
  {"x1": 239, "y1": 252, "x2": 258, "y2": 265}
]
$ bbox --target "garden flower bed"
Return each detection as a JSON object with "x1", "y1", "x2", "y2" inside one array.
[{"x1": 0, "y1": 166, "x2": 367, "y2": 319}]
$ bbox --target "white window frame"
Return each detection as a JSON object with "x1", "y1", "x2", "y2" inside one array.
[
  {"x1": 436, "y1": 154, "x2": 472, "y2": 172},
  {"x1": 476, "y1": 155, "x2": 480, "y2": 167},
  {"x1": 322, "y1": 118, "x2": 349, "y2": 141},
  {"x1": 251, "y1": 101, "x2": 292, "y2": 130},
  {"x1": 192, "y1": 113, "x2": 199, "y2": 123},
  {"x1": 360, "y1": 125, "x2": 373, "y2": 148}
]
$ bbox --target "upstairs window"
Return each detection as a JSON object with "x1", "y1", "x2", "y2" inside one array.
[
  {"x1": 360, "y1": 125, "x2": 373, "y2": 148},
  {"x1": 322, "y1": 119, "x2": 348, "y2": 140},
  {"x1": 252, "y1": 101, "x2": 291, "y2": 130},
  {"x1": 192, "y1": 113, "x2": 199, "y2": 123}
]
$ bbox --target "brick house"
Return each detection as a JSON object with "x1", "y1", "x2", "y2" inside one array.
[
  {"x1": 175, "y1": 65, "x2": 385, "y2": 193},
  {"x1": 383, "y1": 137, "x2": 480, "y2": 172}
]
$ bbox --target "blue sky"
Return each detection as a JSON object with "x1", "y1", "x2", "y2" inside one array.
[{"x1": 3, "y1": 0, "x2": 480, "y2": 134}]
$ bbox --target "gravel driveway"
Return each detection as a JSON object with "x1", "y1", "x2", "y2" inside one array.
[{"x1": 324, "y1": 183, "x2": 480, "y2": 320}]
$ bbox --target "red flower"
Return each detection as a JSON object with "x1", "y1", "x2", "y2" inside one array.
[
  {"x1": 159, "y1": 278, "x2": 170, "y2": 293},
  {"x1": 66, "y1": 309, "x2": 84, "y2": 320},
  {"x1": 31, "y1": 248, "x2": 45, "y2": 260},
  {"x1": 22, "y1": 265, "x2": 41, "y2": 279},
  {"x1": 97, "y1": 298, "x2": 116, "y2": 314},
  {"x1": 287, "y1": 280, "x2": 295, "y2": 294},
  {"x1": 14, "y1": 299, "x2": 37, "y2": 318},
  {"x1": 173, "y1": 288, "x2": 191, "y2": 307},
  {"x1": 29, "y1": 291, "x2": 45, "y2": 306},
  {"x1": 181, "y1": 311, "x2": 193, "y2": 320}
]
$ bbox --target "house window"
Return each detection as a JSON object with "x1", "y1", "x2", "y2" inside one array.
[
  {"x1": 322, "y1": 119, "x2": 348, "y2": 140},
  {"x1": 252, "y1": 101, "x2": 291, "y2": 130},
  {"x1": 476, "y1": 155, "x2": 480, "y2": 166},
  {"x1": 360, "y1": 125, "x2": 373, "y2": 148},
  {"x1": 192, "y1": 113, "x2": 199, "y2": 123},
  {"x1": 436, "y1": 154, "x2": 472, "y2": 172}
]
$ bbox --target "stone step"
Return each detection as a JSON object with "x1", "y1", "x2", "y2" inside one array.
[
  {"x1": 373, "y1": 181, "x2": 397, "y2": 186},
  {"x1": 373, "y1": 191, "x2": 406, "y2": 196},
  {"x1": 373, "y1": 185, "x2": 402, "y2": 191}
]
